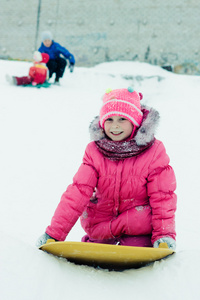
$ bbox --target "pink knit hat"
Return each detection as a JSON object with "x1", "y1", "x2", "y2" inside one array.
[{"x1": 100, "y1": 87, "x2": 143, "y2": 129}]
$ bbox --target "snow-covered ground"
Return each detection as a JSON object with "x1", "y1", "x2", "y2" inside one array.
[{"x1": 1, "y1": 59, "x2": 200, "y2": 300}]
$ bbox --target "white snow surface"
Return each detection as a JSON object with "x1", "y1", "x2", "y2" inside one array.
[{"x1": 1, "y1": 60, "x2": 200, "y2": 300}]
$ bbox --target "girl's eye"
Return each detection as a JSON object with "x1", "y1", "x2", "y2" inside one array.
[
  {"x1": 105, "y1": 118, "x2": 113, "y2": 122},
  {"x1": 119, "y1": 118, "x2": 126, "y2": 121}
]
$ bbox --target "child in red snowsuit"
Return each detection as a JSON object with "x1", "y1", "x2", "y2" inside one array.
[{"x1": 6, "y1": 51, "x2": 49, "y2": 86}]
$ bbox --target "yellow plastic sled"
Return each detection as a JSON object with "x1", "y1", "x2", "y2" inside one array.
[{"x1": 39, "y1": 240, "x2": 175, "y2": 270}]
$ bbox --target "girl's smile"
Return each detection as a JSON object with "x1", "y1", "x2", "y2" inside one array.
[{"x1": 104, "y1": 116, "x2": 134, "y2": 141}]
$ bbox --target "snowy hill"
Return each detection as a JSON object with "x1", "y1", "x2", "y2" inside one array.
[{"x1": 1, "y1": 60, "x2": 200, "y2": 300}]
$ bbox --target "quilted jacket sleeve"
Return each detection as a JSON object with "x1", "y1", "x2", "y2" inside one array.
[
  {"x1": 28, "y1": 66, "x2": 36, "y2": 79},
  {"x1": 147, "y1": 141, "x2": 177, "y2": 244},
  {"x1": 46, "y1": 144, "x2": 98, "y2": 241}
]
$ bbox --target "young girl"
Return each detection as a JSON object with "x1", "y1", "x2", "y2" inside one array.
[
  {"x1": 6, "y1": 51, "x2": 49, "y2": 86},
  {"x1": 37, "y1": 87, "x2": 177, "y2": 250}
]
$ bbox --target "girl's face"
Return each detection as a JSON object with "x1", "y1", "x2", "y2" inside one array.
[
  {"x1": 43, "y1": 39, "x2": 52, "y2": 48},
  {"x1": 104, "y1": 116, "x2": 134, "y2": 141}
]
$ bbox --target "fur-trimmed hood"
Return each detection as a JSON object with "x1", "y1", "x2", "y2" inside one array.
[{"x1": 89, "y1": 105, "x2": 160, "y2": 146}]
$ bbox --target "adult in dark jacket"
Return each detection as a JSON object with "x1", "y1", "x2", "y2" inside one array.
[{"x1": 38, "y1": 31, "x2": 75, "y2": 84}]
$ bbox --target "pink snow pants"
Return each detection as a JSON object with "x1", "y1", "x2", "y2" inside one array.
[
  {"x1": 15, "y1": 76, "x2": 32, "y2": 85},
  {"x1": 82, "y1": 234, "x2": 152, "y2": 247}
]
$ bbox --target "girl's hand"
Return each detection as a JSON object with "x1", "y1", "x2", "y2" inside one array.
[
  {"x1": 36, "y1": 232, "x2": 56, "y2": 247},
  {"x1": 153, "y1": 237, "x2": 176, "y2": 250}
]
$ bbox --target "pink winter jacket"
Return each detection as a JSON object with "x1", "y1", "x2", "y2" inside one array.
[{"x1": 46, "y1": 107, "x2": 177, "y2": 244}]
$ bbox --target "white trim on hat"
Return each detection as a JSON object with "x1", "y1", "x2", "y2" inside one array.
[
  {"x1": 101, "y1": 111, "x2": 141, "y2": 127},
  {"x1": 33, "y1": 51, "x2": 42, "y2": 62},
  {"x1": 101, "y1": 99, "x2": 143, "y2": 115}
]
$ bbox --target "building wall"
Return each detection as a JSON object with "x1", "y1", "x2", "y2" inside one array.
[{"x1": 0, "y1": 0, "x2": 200, "y2": 73}]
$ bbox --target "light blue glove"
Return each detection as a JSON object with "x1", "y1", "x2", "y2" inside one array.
[
  {"x1": 69, "y1": 63, "x2": 74, "y2": 72},
  {"x1": 36, "y1": 232, "x2": 55, "y2": 248},
  {"x1": 153, "y1": 237, "x2": 176, "y2": 250}
]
